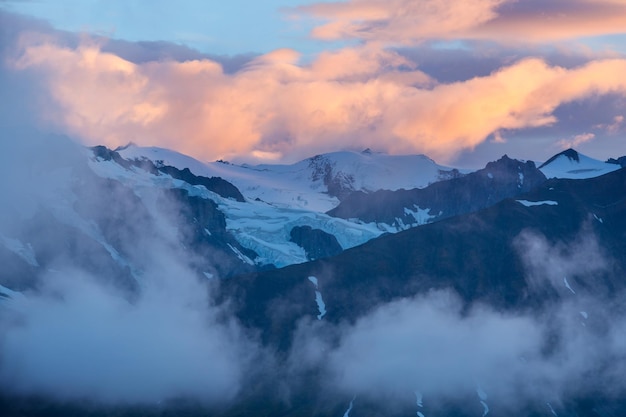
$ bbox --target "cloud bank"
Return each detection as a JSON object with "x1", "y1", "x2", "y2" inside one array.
[
  {"x1": 0, "y1": 124, "x2": 264, "y2": 406},
  {"x1": 7, "y1": 34, "x2": 626, "y2": 164},
  {"x1": 2, "y1": 5, "x2": 626, "y2": 165},
  {"x1": 288, "y1": 228, "x2": 626, "y2": 414}
]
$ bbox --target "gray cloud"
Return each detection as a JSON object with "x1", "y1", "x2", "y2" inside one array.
[
  {"x1": 0, "y1": 74, "x2": 265, "y2": 406},
  {"x1": 286, "y1": 227, "x2": 626, "y2": 413},
  {"x1": 0, "y1": 266, "x2": 253, "y2": 404},
  {"x1": 514, "y1": 226, "x2": 611, "y2": 296}
]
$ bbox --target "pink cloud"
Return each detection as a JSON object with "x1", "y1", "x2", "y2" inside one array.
[
  {"x1": 595, "y1": 115, "x2": 625, "y2": 134},
  {"x1": 10, "y1": 36, "x2": 626, "y2": 164},
  {"x1": 557, "y1": 132, "x2": 596, "y2": 149},
  {"x1": 299, "y1": 0, "x2": 505, "y2": 43},
  {"x1": 298, "y1": 0, "x2": 626, "y2": 45}
]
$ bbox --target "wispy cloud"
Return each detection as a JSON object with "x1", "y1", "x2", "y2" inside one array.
[
  {"x1": 298, "y1": 0, "x2": 626, "y2": 44},
  {"x1": 557, "y1": 132, "x2": 596, "y2": 149}
]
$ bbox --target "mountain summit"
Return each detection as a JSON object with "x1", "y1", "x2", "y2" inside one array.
[{"x1": 539, "y1": 148, "x2": 620, "y2": 179}]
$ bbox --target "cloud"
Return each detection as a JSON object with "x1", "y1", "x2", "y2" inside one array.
[
  {"x1": 298, "y1": 0, "x2": 505, "y2": 43},
  {"x1": 7, "y1": 30, "x2": 626, "y2": 164},
  {"x1": 476, "y1": 0, "x2": 626, "y2": 43},
  {"x1": 513, "y1": 227, "x2": 613, "y2": 296},
  {"x1": 290, "y1": 288, "x2": 626, "y2": 413},
  {"x1": 557, "y1": 132, "x2": 596, "y2": 149},
  {"x1": 595, "y1": 114, "x2": 625, "y2": 134},
  {"x1": 2, "y1": 10, "x2": 626, "y2": 165},
  {"x1": 298, "y1": 0, "x2": 626, "y2": 45},
  {"x1": 287, "y1": 228, "x2": 626, "y2": 413},
  {"x1": 0, "y1": 105, "x2": 265, "y2": 406},
  {"x1": 0, "y1": 267, "x2": 251, "y2": 404}
]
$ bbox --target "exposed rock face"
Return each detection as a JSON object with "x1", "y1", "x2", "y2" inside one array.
[
  {"x1": 91, "y1": 145, "x2": 245, "y2": 201},
  {"x1": 328, "y1": 155, "x2": 547, "y2": 229},
  {"x1": 290, "y1": 225, "x2": 343, "y2": 260},
  {"x1": 308, "y1": 154, "x2": 356, "y2": 200},
  {"x1": 539, "y1": 148, "x2": 580, "y2": 167},
  {"x1": 225, "y1": 165, "x2": 626, "y2": 349}
]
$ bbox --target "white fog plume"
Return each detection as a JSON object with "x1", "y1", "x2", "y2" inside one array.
[
  {"x1": 291, "y1": 290, "x2": 626, "y2": 412},
  {"x1": 288, "y1": 229, "x2": 626, "y2": 412},
  {"x1": 514, "y1": 227, "x2": 610, "y2": 295},
  {"x1": 0, "y1": 267, "x2": 250, "y2": 404},
  {"x1": 0, "y1": 130, "x2": 263, "y2": 405}
]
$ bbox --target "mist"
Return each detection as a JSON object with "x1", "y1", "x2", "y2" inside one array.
[
  {"x1": 0, "y1": 267, "x2": 252, "y2": 404},
  {"x1": 287, "y1": 227, "x2": 626, "y2": 414},
  {"x1": 0, "y1": 110, "x2": 264, "y2": 406},
  {"x1": 2, "y1": 120, "x2": 625, "y2": 413}
]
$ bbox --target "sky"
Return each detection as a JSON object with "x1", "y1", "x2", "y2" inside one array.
[{"x1": 1, "y1": 0, "x2": 626, "y2": 167}]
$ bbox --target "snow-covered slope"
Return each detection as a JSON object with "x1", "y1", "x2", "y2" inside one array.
[
  {"x1": 118, "y1": 145, "x2": 462, "y2": 212},
  {"x1": 88, "y1": 150, "x2": 383, "y2": 268},
  {"x1": 539, "y1": 149, "x2": 620, "y2": 179}
]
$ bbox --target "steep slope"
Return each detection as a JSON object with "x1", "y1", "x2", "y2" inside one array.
[
  {"x1": 328, "y1": 155, "x2": 547, "y2": 231},
  {"x1": 539, "y1": 148, "x2": 620, "y2": 179},
  {"x1": 3, "y1": 139, "x2": 626, "y2": 417},
  {"x1": 211, "y1": 166, "x2": 626, "y2": 416},
  {"x1": 88, "y1": 146, "x2": 383, "y2": 267},
  {"x1": 224, "y1": 166, "x2": 626, "y2": 345},
  {"x1": 117, "y1": 144, "x2": 462, "y2": 212},
  {"x1": 0, "y1": 157, "x2": 260, "y2": 296}
]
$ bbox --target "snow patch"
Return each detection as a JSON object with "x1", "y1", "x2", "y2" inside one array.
[
  {"x1": 476, "y1": 386, "x2": 489, "y2": 417},
  {"x1": 308, "y1": 276, "x2": 327, "y2": 320},
  {"x1": 404, "y1": 205, "x2": 436, "y2": 226},
  {"x1": 547, "y1": 402, "x2": 558, "y2": 416},
  {"x1": 580, "y1": 311, "x2": 588, "y2": 319},
  {"x1": 203, "y1": 272, "x2": 214, "y2": 280},
  {"x1": 564, "y1": 277, "x2": 576, "y2": 294},
  {"x1": 0, "y1": 235, "x2": 39, "y2": 267},
  {"x1": 315, "y1": 291, "x2": 327, "y2": 320},
  {"x1": 516, "y1": 200, "x2": 558, "y2": 207},
  {"x1": 0, "y1": 284, "x2": 24, "y2": 302},
  {"x1": 415, "y1": 391, "x2": 423, "y2": 408},
  {"x1": 593, "y1": 214, "x2": 603, "y2": 223},
  {"x1": 227, "y1": 243, "x2": 255, "y2": 266},
  {"x1": 342, "y1": 397, "x2": 355, "y2": 417},
  {"x1": 415, "y1": 391, "x2": 425, "y2": 417}
]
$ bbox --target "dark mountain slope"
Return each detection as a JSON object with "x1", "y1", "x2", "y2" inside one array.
[
  {"x1": 327, "y1": 155, "x2": 546, "y2": 229},
  {"x1": 92, "y1": 145, "x2": 245, "y2": 201},
  {"x1": 222, "y1": 167, "x2": 626, "y2": 349}
]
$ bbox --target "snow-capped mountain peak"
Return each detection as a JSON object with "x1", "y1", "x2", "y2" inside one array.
[
  {"x1": 116, "y1": 144, "x2": 462, "y2": 212},
  {"x1": 539, "y1": 148, "x2": 620, "y2": 179}
]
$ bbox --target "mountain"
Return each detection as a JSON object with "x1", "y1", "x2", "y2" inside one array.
[
  {"x1": 327, "y1": 149, "x2": 619, "y2": 232},
  {"x1": 1, "y1": 145, "x2": 617, "y2": 291},
  {"x1": 215, "y1": 166, "x2": 626, "y2": 416},
  {"x1": 2, "y1": 144, "x2": 464, "y2": 293},
  {"x1": 89, "y1": 146, "x2": 384, "y2": 268},
  {"x1": 223, "y1": 165, "x2": 626, "y2": 344},
  {"x1": 2, "y1": 141, "x2": 626, "y2": 417},
  {"x1": 117, "y1": 144, "x2": 462, "y2": 211},
  {"x1": 327, "y1": 155, "x2": 546, "y2": 231},
  {"x1": 539, "y1": 148, "x2": 620, "y2": 179}
]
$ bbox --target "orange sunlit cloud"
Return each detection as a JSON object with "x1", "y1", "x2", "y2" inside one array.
[
  {"x1": 299, "y1": 0, "x2": 626, "y2": 44},
  {"x1": 557, "y1": 133, "x2": 596, "y2": 150},
  {"x1": 12, "y1": 38, "x2": 626, "y2": 163}
]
